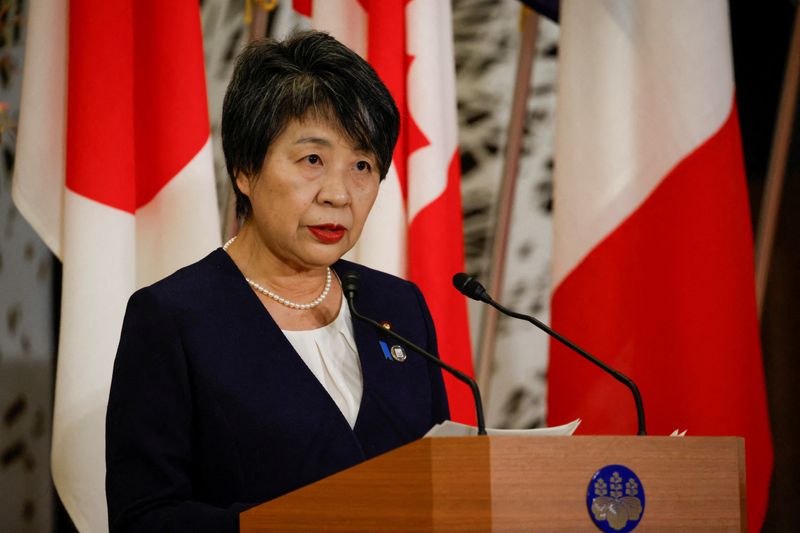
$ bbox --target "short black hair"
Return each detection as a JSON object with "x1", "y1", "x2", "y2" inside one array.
[{"x1": 222, "y1": 31, "x2": 401, "y2": 219}]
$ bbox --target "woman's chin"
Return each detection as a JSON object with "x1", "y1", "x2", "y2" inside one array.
[{"x1": 295, "y1": 243, "x2": 350, "y2": 269}]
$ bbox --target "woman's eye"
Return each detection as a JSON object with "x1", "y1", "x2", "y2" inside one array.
[
  {"x1": 306, "y1": 154, "x2": 321, "y2": 165},
  {"x1": 355, "y1": 160, "x2": 372, "y2": 172}
]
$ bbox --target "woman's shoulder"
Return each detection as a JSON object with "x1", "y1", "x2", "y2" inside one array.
[
  {"x1": 129, "y1": 248, "x2": 236, "y2": 310},
  {"x1": 331, "y1": 259, "x2": 432, "y2": 318},
  {"x1": 332, "y1": 259, "x2": 419, "y2": 293}
]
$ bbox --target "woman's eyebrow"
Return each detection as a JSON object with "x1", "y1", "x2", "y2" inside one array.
[
  {"x1": 294, "y1": 137, "x2": 375, "y2": 160},
  {"x1": 294, "y1": 136, "x2": 332, "y2": 147}
]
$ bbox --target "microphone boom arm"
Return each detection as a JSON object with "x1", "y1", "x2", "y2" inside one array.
[
  {"x1": 452, "y1": 271, "x2": 646, "y2": 436},
  {"x1": 487, "y1": 296, "x2": 647, "y2": 436}
]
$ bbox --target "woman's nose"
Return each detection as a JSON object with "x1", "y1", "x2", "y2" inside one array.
[{"x1": 317, "y1": 168, "x2": 351, "y2": 207}]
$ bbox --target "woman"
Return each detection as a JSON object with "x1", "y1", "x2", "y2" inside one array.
[{"x1": 105, "y1": 31, "x2": 449, "y2": 532}]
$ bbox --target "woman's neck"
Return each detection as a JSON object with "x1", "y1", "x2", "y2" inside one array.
[
  {"x1": 224, "y1": 223, "x2": 342, "y2": 330},
  {"x1": 227, "y1": 224, "x2": 329, "y2": 298}
]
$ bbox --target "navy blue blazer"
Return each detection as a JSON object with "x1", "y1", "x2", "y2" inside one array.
[{"x1": 106, "y1": 249, "x2": 449, "y2": 532}]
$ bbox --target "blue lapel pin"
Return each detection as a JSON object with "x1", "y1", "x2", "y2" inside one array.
[{"x1": 379, "y1": 340, "x2": 393, "y2": 361}]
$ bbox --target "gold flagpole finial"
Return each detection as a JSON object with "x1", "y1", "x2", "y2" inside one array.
[{"x1": 244, "y1": 0, "x2": 279, "y2": 25}]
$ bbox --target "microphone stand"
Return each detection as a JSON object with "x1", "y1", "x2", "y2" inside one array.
[{"x1": 454, "y1": 274, "x2": 646, "y2": 436}]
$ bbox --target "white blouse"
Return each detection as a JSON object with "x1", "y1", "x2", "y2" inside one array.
[{"x1": 282, "y1": 297, "x2": 363, "y2": 428}]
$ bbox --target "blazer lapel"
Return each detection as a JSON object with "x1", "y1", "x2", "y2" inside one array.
[{"x1": 214, "y1": 250, "x2": 364, "y2": 452}]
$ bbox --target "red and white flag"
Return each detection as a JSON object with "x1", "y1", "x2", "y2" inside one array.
[
  {"x1": 549, "y1": 1, "x2": 772, "y2": 529},
  {"x1": 12, "y1": 1, "x2": 219, "y2": 530},
  {"x1": 294, "y1": 0, "x2": 476, "y2": 423}
]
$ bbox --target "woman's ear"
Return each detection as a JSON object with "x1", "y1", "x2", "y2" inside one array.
[{"x1": 236, "y1": 172, "x2": 252, "y2": 196}]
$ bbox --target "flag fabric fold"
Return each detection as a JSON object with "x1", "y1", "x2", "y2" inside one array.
[
  {"x1": 12, "y1": 1, "x2": 220, "y2": 530},
  {"x1": 296, "y1": 0, "x2": 476, "y2": 423},
  {"x1": 549, "y1": 1, "x2": 772, "y2": 530}
]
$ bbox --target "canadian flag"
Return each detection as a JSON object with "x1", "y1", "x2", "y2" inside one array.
[
  {"x1": 12, "y1": 1, "x2": 219, "y2": 530},
  {"x1": 548, "y1": 1, "x2": 772, "y2": 530},
  {"x1": 294, "y1": 0, "x2": 476, "y2": 423}
]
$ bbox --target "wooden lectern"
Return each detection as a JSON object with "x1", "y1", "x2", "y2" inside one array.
[{"x1": 240, "y1": 436, "x2": 746, "y2": 532}]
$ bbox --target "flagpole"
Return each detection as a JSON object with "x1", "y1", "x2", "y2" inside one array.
[
  {"x1": 755, "y1": 6, "x2": 800, "y2": 317},
  {"x1": 224, "y1": 1, "x2": 277, "y2": 240},
  {"x1": 246, "y1": 0, "x2": 273, "y2": 40},
  {"x1": 476, "y1": 7, "x2": 539, "y2": 401}
]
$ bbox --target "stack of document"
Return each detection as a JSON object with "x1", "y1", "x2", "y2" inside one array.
[{"x1": 425, "y1": 419, "x2": 581, "y2": 437}]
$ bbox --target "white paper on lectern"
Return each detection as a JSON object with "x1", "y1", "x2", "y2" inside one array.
[{"x1": 424, "y1": 418, "x2": 581, "y2": 438}]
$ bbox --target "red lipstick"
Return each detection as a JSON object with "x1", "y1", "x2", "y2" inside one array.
[{"x1": 308, "y1": 224, "x2": 346, "y2": 244}]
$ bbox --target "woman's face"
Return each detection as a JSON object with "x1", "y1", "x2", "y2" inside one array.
[{"x1": 237, "y1": 116, "x2": 381, "y2": 271}]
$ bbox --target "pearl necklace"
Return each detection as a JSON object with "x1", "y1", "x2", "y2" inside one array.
[{"x1": 223, "y1": 236, "x2": 332, "y2": 310}]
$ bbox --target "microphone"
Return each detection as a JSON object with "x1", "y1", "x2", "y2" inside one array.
[
  {"x1": 343, "y1": 271, "x2": 487, "y2": 436},
  {"x1": 453, "y1": 272, "x2": 647, "y2": 436}
]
